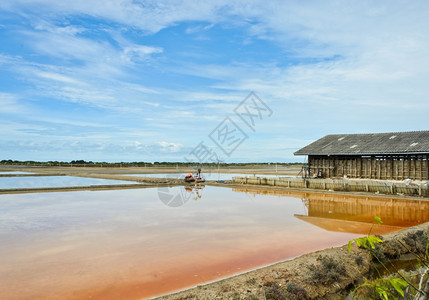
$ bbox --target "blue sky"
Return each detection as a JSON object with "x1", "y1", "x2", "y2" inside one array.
[{"x1": 0, "y1": 1, "x2": 428, "y2": 163}]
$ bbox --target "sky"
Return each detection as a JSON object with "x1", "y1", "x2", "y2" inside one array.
[{"x1": 0, "y1": 1, "x2": 428, "y2": 163}]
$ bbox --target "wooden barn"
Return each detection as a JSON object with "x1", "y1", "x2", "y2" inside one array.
[{"x1": 294, "y1": 130, "x2": 429, "y2": 180}]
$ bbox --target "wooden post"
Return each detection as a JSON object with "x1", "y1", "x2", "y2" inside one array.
[
  {"x1": 426, "y1": 155, "x2": 429, "y2": 180},
  {"x1": 408, "y1": 156, "x2": 411, "y2": 179},
  {"x1": 347, "y1": 158, "x2": 351, "y2": 177},
  {"x1": 395, "y1": 158, "x2": 398, "y2": 179},
  {"x1": 334, "y1": 157, "x2": 336, "y2": 178},
  {"x1": 419, "y1": 157, "x2": 423, "y2": 180},
  {"x1": 321, "y1": 158, "x2": 325, "y2": 178},
  {"x1": 328, "y1": 158, "x2": 331, "y2": 178},
  {"x1": 364, "y1": 157, "x2": 367, "y2": 178},
  {"x1": 413, "y1": 157, "x2": 417, "y2": 180},
  {"x1": 369, "y1": 158, "x2": 372, "y2": 179},
  {"x1": 315, "y1": 157, "x2": 321, "y2": 174},
  {"x1": 344, "y1": 158, "x2": 347, "y2": 177},
  {"x1": 378, "y1": 159, "x2": 381, "y2": 179},
  {"x1": 385, "y1": 157, "x2": 388, "y2": 179},
  {"x1": 355, "y1": 158, "x2": 358, "y2": 178},
  {"x1": 356, "y1": 157, "x2": 362, "y2": 178},
  {"x1": 323, "y1": 158, "x2": 329, "y2": 178}
]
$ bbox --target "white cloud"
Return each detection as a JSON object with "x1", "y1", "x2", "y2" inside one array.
[
  {"x1": 22, "y1": 26, "x2": 112, "y2": 63},
  {"x1": 1, "y1": 0, "x2": 231, "y2": 33},
  {"x1": 0, "y1": 93, "x2": 25, "y2": 113},
  {"x1": 1, "y1": 53, "x2": 163, "y2": 113},
  {"x1": 17, "y1": 20, "x2": 164, "y2": 79},
  {"x1": 33, "y1": 20, "x2": 85, "y2": 35},
  {"x1": 35, "y1": 71, "x2": 85, "y2": 85},
  {"x1": 8, "y1": 2, "x2": 429, "y2": 113},
  {"x1": 185, "y1": 23, "x2": 214, "y2": 34},
  {"x1": 121, "y1": 45, "x2": 163, "y2": 63},
  {"x1": 156, "y1": 141, "x2": 184, "y2": 153}
]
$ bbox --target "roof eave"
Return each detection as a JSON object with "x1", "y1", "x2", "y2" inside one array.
[{"x1": 294, "y1": 152, "x2": 429, "y2": 156}]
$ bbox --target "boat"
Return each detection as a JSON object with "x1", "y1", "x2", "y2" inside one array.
[{"x1": 184, "y1": 173, "x2": 205, "y2": 183}]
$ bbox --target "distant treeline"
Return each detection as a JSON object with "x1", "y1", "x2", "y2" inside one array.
[{"x1": 0, "y1": 159, "x2": 303, "y2": 168}]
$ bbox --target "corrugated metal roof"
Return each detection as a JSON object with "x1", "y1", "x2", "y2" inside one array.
[{"x1": 294, "y1": 130, "x2": 429, "y2": 156}]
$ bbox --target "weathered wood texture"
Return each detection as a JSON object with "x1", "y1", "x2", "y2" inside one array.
[{"x1": 307, "y1": 155, "x2": 429, "y2": 180}]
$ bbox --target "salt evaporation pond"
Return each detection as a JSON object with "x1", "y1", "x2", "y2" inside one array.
[
  {"x1": 1, "y1": 186, "x2": 428, "y2": 300},
  {"x1": 0, "y1": 171, "x2": 34, "y2": 175},
  {"x1": 0, "y1": 175, "x2": 140, "y2": 189},
  {"x1": 123, "y1": 172, "x2": 293, "y2": 180}
]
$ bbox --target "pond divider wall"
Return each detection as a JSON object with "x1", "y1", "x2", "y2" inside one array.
[{"x1": 232, "y1": 176, "x2": 429, "y2": 197}]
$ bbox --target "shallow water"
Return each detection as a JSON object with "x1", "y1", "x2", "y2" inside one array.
[
  {"x1": 0, "y1": 187, "x2": 428, "y2": 300},
  {"x1": 0, "y1": 175, "x2": 140, "y2": 189},
  {"x1": 0, "y1": 171, "x2": 34, "y2": 175},
  {"x1": 123, "y1": 172, "x2": 293, "y2": 180}
]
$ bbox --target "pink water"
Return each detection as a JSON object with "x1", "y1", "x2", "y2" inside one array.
[{"x1": 0, "y1": 186, "x2": 427, "y2": 299}]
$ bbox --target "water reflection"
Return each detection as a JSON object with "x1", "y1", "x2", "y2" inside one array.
[
  {"x1": 184, "y1": 185, "x2": 204, "y2": 201},
  {"x1": 234, "y1": 187, "x2": 429, "y2": 235},
  {"x1": 157, "y1": 185, "x2": 205, "y2": 207}
]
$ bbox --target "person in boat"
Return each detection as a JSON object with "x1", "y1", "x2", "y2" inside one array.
[{"x1": 197, "y1": 168, "x2": 201, "y2": 178}]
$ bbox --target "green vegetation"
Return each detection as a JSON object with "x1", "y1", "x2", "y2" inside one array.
[
  {"x1": 348, "y1": 217, "x2": 429, "y2": 299},
  {"x1": 0, "y1": 159, "x2": 303, "y2": 168}
]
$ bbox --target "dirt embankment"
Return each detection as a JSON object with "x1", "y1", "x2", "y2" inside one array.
[{"x1": 157, "y1": 223, "x2": 429, "y2": 300}]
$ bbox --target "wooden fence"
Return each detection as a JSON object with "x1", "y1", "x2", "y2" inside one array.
[{"x1": 232, "y1": 176, "x2": 429, "y2": 197}]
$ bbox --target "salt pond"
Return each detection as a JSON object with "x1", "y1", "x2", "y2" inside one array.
[
  {"x1": 0, "y1": 171, "x2": 34, "y2": 175},
  {"x1": 0, "y1": 175, "x2": 140, "y2": 189},
  {"x1": 0, "y1": 186, "x2": 428, "y2": 300},
  {"x1": 123, "y1": 172, "x2": 293, "y2": 180}
]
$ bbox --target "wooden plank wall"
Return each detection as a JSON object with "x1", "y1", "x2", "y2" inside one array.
[{"x1": 308, "y1": 154, "x2": 429, "y2": 180}]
